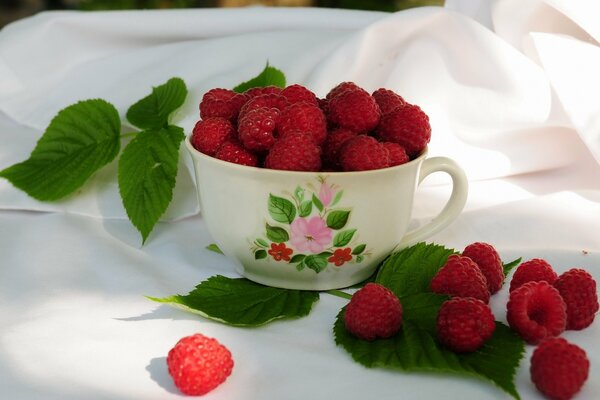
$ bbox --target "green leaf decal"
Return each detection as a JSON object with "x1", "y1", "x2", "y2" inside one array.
[
  {"x1": 233, "y1": 62, "x2": 286, "y2": 93},
  {"x1": 304, "y1": 254, "x2": 328, "y2": 273},
  {"x1": 312, "y1": 193, "x2": 324, "y2": 212},
  {"x1": 356, "y1": 255, "x2": 365, "y2": 263},
  {"x1": 266, "y1": 223, "x2": 289, "y2": 243},
  {"x1": 256, "y1": 238, "x2": 269, "y2": 248},
  {"x1": 290, "y1": 254, "x2": 306, "y2": 264},
  {"x1": 206, "y1": 243, "x2": 224, "y2": 254},
  {"x1": 148, "y1": 275, "x2": 319, "y2": 326},
  {"x1": 333, "y1": 229, "x2": 356, "y2": 247},
  {"x1": 294, "y1": 185, "x2": 304, "y2": 201},
  {"x1": 352, "y1": 244, "x2": 366, "y2": 255},
  {"x1": 126, "y1": 77, "x2": 187, "y2": 130},
  {"x1": 268, "y1": 194, "x2": 296, "y2": 224},
  {"x1": 299, "y1": 200, "x2": 313, "y2": 217},
  {"x1": 332, "y1": 190, "x2": 344, "y2": 206},
  {"x1": 255, "y1": 249, "x2": 267, "y2": 260},
  {"x1": 326, "y1": 210, "x2": 350, "y2": 230},
  {"x1": 118, "y1": 125, "x2": 185, "y2": 243},
  {"x1": 0, "y1": 99, "x2": 120, "y2": 201}
]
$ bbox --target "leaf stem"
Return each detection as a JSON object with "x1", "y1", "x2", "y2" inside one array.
[{"x1": 325, "y1": 289, "x2": 352, "y2": 300}]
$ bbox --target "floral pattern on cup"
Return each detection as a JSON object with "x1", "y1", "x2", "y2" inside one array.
[{"x1": 250, "y1": 176, "x2": 370, "y2": 273}]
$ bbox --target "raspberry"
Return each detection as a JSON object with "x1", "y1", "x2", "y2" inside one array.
[
  {"x1": 214, "y1": 140, "x2": 258, "y2": 167},
  {"x1": 339, "y1": 135, "x2": 389, "y2": 171},
  {"x1": 554, "y1": 269, "x2": 599, "y2": 330},
  {"x1": 326, "y1": 81, "x2": 360, "y2": 100},
  {"x1": 344, "y1": 283, "x2": 403, "y2": 341},
  {"x1": 327, "y1": 88, "x2": 381, "y2": 133},
  {"x1": 244, "y1": 85, "x2": 282, "y2": 98},
  {"x1": 277, "y1": 102, "x2": 327, "y2": 145},
  {"x1": 191, "y1": 117, "x2": 235, "y2": 156},
  {"x1": 510, "y1": 258, "x2": 558, "y2": 292},
  {"x1": 281, "y1": 84, "x2": 319, "y2": 105},
  {"x1": 238, "y1": 93, "x2": 289, "y2": 120},
  {"x1": 238, "y1": 107, "x2": 280, "y2": 152},
  {"x1": 436, "y1": 297, "x2": 495, "y2": 352},
  {"x1": 167, "y1": 333, "x2": 234, "y2": 396},
  {"x1": 322, "y1": 127, "x2": 358, "y2": 169},
  {"x1": 199, "y1": 88, "x2": 248, "y2": 122},
  {"x1": 382, "y1": 142, "x2": 409, "y2": 166},
  {"x1": 264, "y1": 131, "x2": 321, "y2": 171},
  {"x1": 372, "y1": 88, "x2": 406, "y2": 115},
  {"x1": 430, "y1": 254, "x2": 491, "y2": 303},
  {"x1": 506, "y1": 281, "x2": 566, "y2": 344},
  {"x1": 462, "y1": 242, "x2": 505, "y2": 294},
  {"x1": 530, "y1": 338, "x2": 589, "y2": 400},
  {"x1": 375, "y1": 103, "x2": 431, "y2": 157}
]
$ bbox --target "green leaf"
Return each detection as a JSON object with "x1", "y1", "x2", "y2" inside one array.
[
  {"x1": 294, "y1": 185, "x2": 304, "y2": 201},
  {"x1": 206, "y1": 243, "x2": 224, "y2": 254},
  {"x1": 126, "y1": 77, "x2": 187, "y2": 130},
  {"x1": 266, "y1": 223, "x2": 289, "y2": 243},
  {"x1": 255, "y1": 249, "x2": 267, "y2": 260},
  {"x1": 326, "y1": 210, "x2": 350, "y2": 230},
  {"x1": 299, "y1": 200, "x2": 313, "y2": 217},
  {"x1": 268, "y1": 194, "x2": 296, "y2": 224},
  {"x1": 233, "y1": 62, "x2": 286, "y2": 93},
  {"x1": 148, "y1": 275, "x2": 319, "y2": 326},
  {"x1": 503, "y1": 257, "x2": 522, "y2": 278},
  {"x1": 352, "y1": 244, "x2": 366, "y2": 255},
  {"x1": 0, "y1": 99, "x2": 120, "y2": 201},
  {"x1": 118, "y1": 125, "x2": 185, "y2": 243},
  {"x1": 312, "y1": 193, "x2": 324, "y2": 212},
  {"x1": 304, "y1": 254, "x2": 328, "y2": 273},
  {"x1": 290, "y1": 254, "x2": 306, "y2": 264},
  {"x1": 256, "y1": 238, "x2": 269, "y2": 248},
  {"x1": 356, "y1": 255, "x2": 365, "y2": 263},
  {"x1": 331, "y1": 190, "x2": 344, "y2": 206},
  {"x1": 333, "y1": 229, "x2": 356, "y2": 247}
]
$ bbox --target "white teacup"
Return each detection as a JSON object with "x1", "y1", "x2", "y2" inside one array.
[{"x1": 186, "y1": 137, "x2": 468, "y2": 290}]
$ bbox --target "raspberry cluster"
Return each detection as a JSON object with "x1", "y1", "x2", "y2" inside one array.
[{"x1": 191, "y1": 83, "x2": 431, "y2": 172}]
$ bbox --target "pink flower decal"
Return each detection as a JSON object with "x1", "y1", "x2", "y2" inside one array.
[
  {"x1": 290, "y1": 216, "x2": 332, "y2": 254},
  {"x1": 319, "y1": 182, "x2": 334, "y2": 207}
]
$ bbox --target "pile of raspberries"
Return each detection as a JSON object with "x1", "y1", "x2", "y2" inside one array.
[
  {"x1": 191, "y1": 82, "x2": 431, "y2": 171},
  {"x1": 345, "y1": 242, "x2": 598, "y2": 400}
]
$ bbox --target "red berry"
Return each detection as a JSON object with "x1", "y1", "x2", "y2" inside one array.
[
  {"x1": 199, "y1": 88, "x2": 248, "y2": 122},
  {"x1": 382, "y1": 142, "x2": 409, "y2": 166},
  {"x1": 554, "y1": 268, "x2": 599, "y2": 330},
  {"x1": 462, "y1": 242, "x2": 505, "y2": 294},
  {"x1": 191, "y1": 117, "x2": 235, "y2": 156},
  {"x1": 430, "y1": 254, "x2": 491, "y2": 303},
  {"x1": 281, "y1": 84, "x2": 319, "y2": 106},
  {"x1": 326, "y1": 81, "x2": 360, "y2": 100},
  {"x1": 531, "y1": 338, "x2": 589, "y2": 400},
  {"x1": 375, "y1": 103, "x2": 431, "y2": 157},
  {"x1": 243, "y1": 85, "x2": 282, "y2": 98},
  {"x1": 436, "y1": 297, "x2": 495, "y2": 352},
  {"x1": 327, "y1": 88, "x2": 381, "y2": 133},
  {"x1": 322, "y1": 127, "x2": 358, "y2": 170},
  {"x1": 344, "y1": 283, "x2": 403, "y2": 341},
  {"x1": 339, "y1": 135, "x2": 390, "y2": 171},
  {"x1": 238, "y1": 93, "x2": 289, "y2": 121},
  {"x1": 510, "y1": 258, "x2": 558, "y2": 292},
  {"x1": 278, "y1": 102, "x2": 327, "y2": 145},
  {"x1": 214, "y1": 140, "x2": 258, "y2": 167},
  {"x1": 264, "y1": 131, "x2": 321, "y2": 171},
  {"x1": 238, "y1": 107, "x2": 280, "y2": 152},
  {"x1": 372, "y1": 88, "x2": 406, "y2": 115},
  {"x1": 506, "y1": 281, "x2": 566, "y2": 344},
  {"x1": 167, "y1": 333, "x2": 234, "y2": 396}
]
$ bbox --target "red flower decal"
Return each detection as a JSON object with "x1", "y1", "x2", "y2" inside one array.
[
  {"x1": 268, "y1": 242, "x2": 293, "y2": 261},
  {"x1": 328, "y1": 248, "x2": 353, "y2": 266}
]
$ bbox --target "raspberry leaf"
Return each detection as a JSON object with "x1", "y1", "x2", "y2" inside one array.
[
  {"x1": 0, "y1": 99, "x2": 120, "y2": 200},
  {"x1": 126, "y1": 77, "x2": 187, "y2": 130},
  {"x1": 148, "y1": 275, "x2": 319, "y2": 326},
  {"x1": 206, "y1": 243, "x2": 224, "y2": 254},
  {"x1": 503, "y1": 257, "x2": 522, "y2": 278},
  {"x1": 118, "y1": 125, "x2": 185, "y2": 243},
  {"x1": 233, "y1": 62, "x2": 286, "y2": 93}
]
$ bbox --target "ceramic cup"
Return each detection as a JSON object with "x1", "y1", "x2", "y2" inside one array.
[{"x1": 186, "y1": 137, "x2": 468, "y2": 290}]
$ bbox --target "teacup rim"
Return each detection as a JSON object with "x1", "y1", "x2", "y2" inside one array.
[{"x1": 184, "y1": 134, "x2": 428, "y2": 177}]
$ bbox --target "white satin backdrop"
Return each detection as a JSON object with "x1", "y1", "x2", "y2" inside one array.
[{"x1": 1, "y1": 1, "x2": 600, "y2": 399}]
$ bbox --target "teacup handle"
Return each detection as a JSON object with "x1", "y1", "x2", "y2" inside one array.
[{"x1": 398, "y1": 157, "x2": 468, "y2": 248}]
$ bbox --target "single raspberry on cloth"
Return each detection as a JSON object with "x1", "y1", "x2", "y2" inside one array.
[
  {"x1": 281, "y1": 84, "x2": 319, "y2": 106},
  {"x1": 199, "y1": 88, "x2": 248, "y2": 122},
  {"x1": 322, "y1": 127, "x2": 358, "y2": 170},
  {"x1": 264, "y1": 131, "x2": 321, "y2": 171},
  {"x1": 277, "y1": 102, "x2": 327, "y2": 145},
  {"x1": 506, "y1": 281, "x2": 566, "y2": 344},
  {"x1": 436, "y1": 297, "x2": 496, "y2": 352},
  {"x1": 554, "y1": 268, "x2": 599, "y2": 330},
  {"x1": 191, "y1": 117, "x2": 235, "y2": 156},
  {"x1": 327, "y1": 88, "x2": 381, "y2": 133},
  {"x1": 167, "y1": 333, "x2": 234, "y2": 396},
  {"x1": 214, "y1": 140, "x2": 258, "y2": 167},
  {"x1": 344, "y1": 283, "x2": 403, "y2": 341},
  {"x1": 372, "y1": 88, "x2": 406, "y2": 115},
  {"x1": 530, "y1": 338, "x2": 589, "y2": 400},
  {"x1": 238, "y1": 107, "x2": 280, "y2": 152},
  {"x1": 339, "y1": 135, "x2": 390, "y2": 171},
  {"x1": 375, "y1": 103, "x2": 431, "y2": 158},
  {"x1": 382, "y1": 142, "x2": 409, "y2": 166},
  {"x1": 462, "y1": 242, "x2": 505, "y2": 294},
  {"x1": 430, "y1": 254, "x2": 491, "y2": 303},
  {"x1": 509, "y1": 258, "x2": 558, "y2": 292}
]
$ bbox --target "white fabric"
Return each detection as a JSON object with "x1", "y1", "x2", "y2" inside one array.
[{"x1": 1, "y1": 2, "x2": 600, "y2": 399}]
